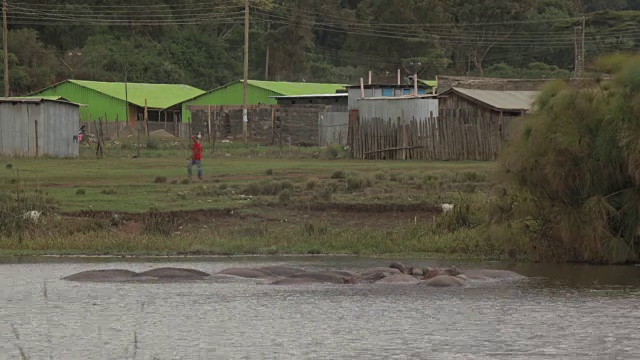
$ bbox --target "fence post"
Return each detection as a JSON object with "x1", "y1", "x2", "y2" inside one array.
[
  {"x1": 402, "y1": 109, "x2": 407, "y2": 160},
  {"x1": 34, "y1": 119, "x2": 39, "y2": 157},
  {"x1": 207, "y1": 104, "x2": 213, "y2": 146}
]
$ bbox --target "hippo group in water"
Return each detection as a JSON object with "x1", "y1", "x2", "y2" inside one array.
[{"x1": 62, "y1": 263, "x2": 524, "y2": 287}]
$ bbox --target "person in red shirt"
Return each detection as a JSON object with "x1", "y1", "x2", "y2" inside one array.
[{"x1": 188, "y1": 135, "x2": 203, "y2": 180}]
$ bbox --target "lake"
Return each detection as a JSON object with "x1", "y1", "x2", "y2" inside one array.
[{"x1": 1, "y1": 256, "x2": 639, "y2": 360}]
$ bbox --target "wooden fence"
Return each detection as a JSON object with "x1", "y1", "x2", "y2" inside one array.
[{"x1": 349, "y1": 110, "x2": 520, "y2": 160}]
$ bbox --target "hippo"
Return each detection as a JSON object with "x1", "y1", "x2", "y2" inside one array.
[
  {"x1": 315, "y1": 270, "x2": 356, "y2": 277},
  {"x1": 375, "y1": 273, "x2": 420, "y2": 284},
  {"x1": 286, "y1": 272, "x2": 358, "y2": 284},
  {"x1": 215, "y1": 267, "x2": 276, "y2": 279},
  {"x1": 359, "y1": 267, "x2": 402, "y2": 277},
  {"x1": 132, "y1": 267, "x2": 210, "y2": 280},
  {"x1": 360, "y1": 272, "x2": 388, "y2": 282},
  {"x1": 424, "y1": 267, "x2": 461, "y2": 279},
  {"x1": 388, "y1": 262, "x2": 426, "y2": 276},
  {"x1": 388, "y1": 261, "x2": 406, "y2": 273},
  {"x1": 422, "y1": 275, "x2": 467, "y2": 287},
  {"x1": 269, "y1": 277, "x2": 356, "y2": 285},
  {"x1": 259, "y1": 266, "x2": 307, "y2": 277},
  {"x1": 62, "y1": 269, "x2": 138, "y2": 282}
]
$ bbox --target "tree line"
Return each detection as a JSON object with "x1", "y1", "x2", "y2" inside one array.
[{"x1": 2, "y1": 0, "x2": 640, "y2": 96}]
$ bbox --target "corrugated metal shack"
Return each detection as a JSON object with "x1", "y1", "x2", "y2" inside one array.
[
  {"x1": 357, "y1": 94, "x2": 438, "y2": 122},
  {"x1": 349, "y1": 95, "x2": 439, "y2": 160},
  {"x1": 436, "y1": 87, "x2": 539, "y2": 160},
  {"x1": 0, "y1": 97, "x2": 81, "y2": 158}
]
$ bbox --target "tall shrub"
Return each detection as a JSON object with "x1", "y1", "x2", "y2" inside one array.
[{"x1": 495, "y1": 54, "x2": 640, "y2": 264}]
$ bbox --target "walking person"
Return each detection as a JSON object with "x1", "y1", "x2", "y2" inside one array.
[{"x1": 187, "y1": 135, "x2": 203, "y2": 180}]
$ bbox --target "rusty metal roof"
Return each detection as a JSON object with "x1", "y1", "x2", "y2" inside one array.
[{"x1": 444, "y1": 87, "x2": 539, "y2": 111}]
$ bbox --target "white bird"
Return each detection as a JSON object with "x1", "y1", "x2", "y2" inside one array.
[
  {"x1": 441, "y1": 204, "x2": 454, "y2": 213},
  {"x1": 23, "y1": 210, "x2": 42, "y2": 223}
]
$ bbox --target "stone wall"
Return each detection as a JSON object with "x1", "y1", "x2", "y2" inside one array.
[{"x1": 275, "y1": 104, "x2": 329, "y2": 146}]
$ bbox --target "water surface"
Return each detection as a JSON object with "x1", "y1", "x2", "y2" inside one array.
[{"x1": 1, "y1": 257, "x2": 639, "y2": 360}]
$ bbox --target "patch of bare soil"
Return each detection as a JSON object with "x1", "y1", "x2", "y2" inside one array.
[{"x1": 63, "y1": 203, "x2": 437, "y2": 235}]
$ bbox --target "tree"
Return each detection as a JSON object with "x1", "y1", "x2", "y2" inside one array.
[
  {"x1": 1, "y1": 29, "x2": 58, "y2": 95},
  {"x1": 448, "y1": 0, "x2": 538, "y2": 76}
]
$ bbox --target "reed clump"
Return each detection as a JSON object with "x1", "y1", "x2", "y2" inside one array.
[{"x1": 494, "y1": 54, "x2": 640, "y2": 264}]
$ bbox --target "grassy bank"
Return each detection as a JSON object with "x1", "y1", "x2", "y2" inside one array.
[{"x1": 0, "y1": 141, "x2": 524, "y2": 259}]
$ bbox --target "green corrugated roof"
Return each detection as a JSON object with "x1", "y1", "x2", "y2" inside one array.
[
  {"x1": 418, "y1": 80, "x2": 438, "y2": 87},
  {"x1": 246, "y1": 80, "x2": 346, "y2": 96},
  {"x1": 69, "y1": 80, "x2": 205, "y2": 108}
]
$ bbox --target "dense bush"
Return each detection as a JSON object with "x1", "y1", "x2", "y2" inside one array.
[{"x1": 495, "y1": 54, "x2": 640, "y2": 264}]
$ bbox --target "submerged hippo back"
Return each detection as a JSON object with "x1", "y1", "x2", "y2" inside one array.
[
  {"x1": 134, "y1": 267, "x2": 211, "y2": 279},
  {"x1": 422, "y1": 275, "x2": 466, "y2": 287},
  {"x1": 376, "y1": 273, "x2": 420, "y2": 284},
  {"x1": 259, "y1": 266, "x2": 307, "y2": 277},
  {"x1": 288, "y1": 272, "x2": 355, "y2": 284},
  {"x1": 216, "y1": 267, "x2": 275, "y2": 279},
  {"x1": 62, "y1": 269, "x2": 138, "y2": 282}
]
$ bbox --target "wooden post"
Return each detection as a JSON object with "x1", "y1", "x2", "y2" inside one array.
[
  {"x1": 271, "y1": 107, "x2": 276, "y2": 144},
  {"x1": 211, "y1": 106, "x2": 218, "y2": 155},
  {"x1": 368, "y1": 70, "x2": 372, "y2": 85},
  {"x1": 144, "y1": 99, "x2": 149, "y2": 136},
  {"x1": 207, "y1": 104, "x2": 213, "y2": 146},
  {"x1": 242, "y1": 0, "x2": 249, "y2": 143},
  {"x1": 402, "y1": 109, "x2": 408, "y2": 160},
  {"x1": 34, "y1": 120, "x2": 39, "y2": 157},
  {"x1": 2, "y1": 0, "x2": 9, "y2": 97},
  {"x1": 360, "y1": 78, "x2": 365, "y2": 98},
  {"x1": 164, "y1": 111, "x2": 167, "y2": 131},
  {"x1": 173, "y1": 112, "x2": 177, "y2": 137},
  {"x1": 115, "y1": 114, "x2": 120, "y2": 138},
  {"x1": 397, "y1": 68, "x2": 401, "y2": 85},
  {"x1": 104, "y1": 113, "x2": 108, "y2": 138}
]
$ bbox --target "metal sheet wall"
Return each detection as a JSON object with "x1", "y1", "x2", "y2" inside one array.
[
  {"x1": 318, "y1": 111, "x2": 349, "y2": 146},
  {"x1": 357, "y1": 98, "x2": 439, "y2": 122},
  {"x1": 0, "y1": 101, "x2": 79, "y2": 157}
]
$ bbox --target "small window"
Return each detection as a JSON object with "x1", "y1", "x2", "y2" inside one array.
[
  {"x1": 402, "y1": 88, "x2": 410, "y2": 95},
  {"x1": 382, "y1": 88, "x2": 393, "y2": 97}
]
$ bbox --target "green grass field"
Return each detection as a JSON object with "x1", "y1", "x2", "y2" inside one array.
[{"x1": 0, "y1": 141, "x2": 521, "y2": 259}]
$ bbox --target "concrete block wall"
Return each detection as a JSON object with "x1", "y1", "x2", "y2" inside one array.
[{"x1": 189, "y1": 104, "x2": 333, "y2": 145}]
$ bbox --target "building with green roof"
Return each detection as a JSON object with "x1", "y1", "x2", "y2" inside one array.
[
  {"x1": 181, "y1": 80, "x2": 347, "y2": 122},
  {"x1": 30, "y1": 80, "x2": 205, "y2": 124}
]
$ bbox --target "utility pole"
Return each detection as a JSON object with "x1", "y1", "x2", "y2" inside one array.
[
  {"x1": 265, "y1": 21, "x2": 270, "y2": 81},
  {"x1": 409, "y1": 62, "x2": 421, "y2": 95},
  {"x1": 3, "y1": 0, "x2": 9, "y2": 97},
  {"x1": 242, "y1": 0, "x2": 249, "y2": 143},
  {"x1": 574, "y1": 17, "x2": 585, "y2": 77},
  {"x1": 125, "y1": 64, "x2": 139, "y2": 158}
]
